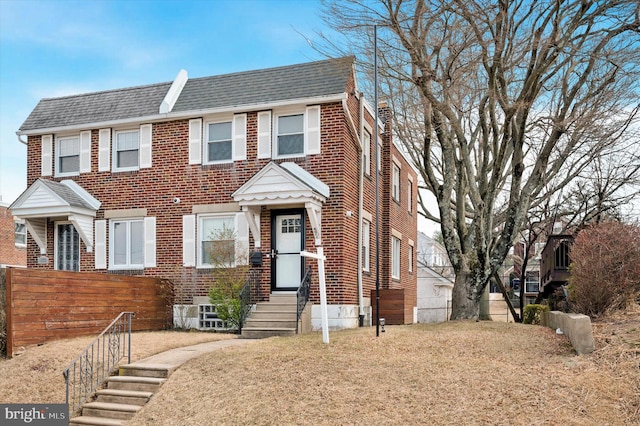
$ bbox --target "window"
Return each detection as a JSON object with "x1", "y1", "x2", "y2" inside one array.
[
  {"x1": 276, "y1": 114, "x2": 304, "y2": 157},
  {"x1": 392, "y1": 236, "x2": 401, "y2": 279},
  {"x1": 14, "y1": 220, "x2": 26, "y2": 246},
  {"x1": 392, "y1": 163, "x2": 400, "y2": 202},
  {"x1": 377, "y1": 135, "x2": 382, "y2": 173},
  {"x1": 363, "y1": 129, "x2": 371, "y2": 176},
  {"x1": 362, "y1": 219, "x2": 370, "y2": 272},
  {"x1": 56, "y1": 223, "x2": 80, "y2": 271},
  {"x1": 114, "y1": 130, "x2": 139, "y2": 171},
  {"x1": 199, "y1": 215, "x2": 236, "y2": 268},
  {"x1": 56, "y1": 136, "x2": 80, "y2": 175},
  {"x1": 205, "y1": 121, "x2": 233, "y2": 163},
  {"x1": 408, "y1": 242, "x2": 414, "y2": 273},
  {"x1": 525, "y1": 271, "x2": 539, "y2": 293},
  {"x1": 110, "y1": 219, "x2": 144, "y2": 269},
  {"x1": 407, "y1": 178, "x2": 413, "y2": 213}
]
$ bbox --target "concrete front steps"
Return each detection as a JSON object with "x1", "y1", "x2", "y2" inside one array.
[
  {"x1": 241, "y1": 293, "x2": 298, "y2": 339},
  {"x1": 69, "y1": 365, "x2": 168, "y2": 426}
]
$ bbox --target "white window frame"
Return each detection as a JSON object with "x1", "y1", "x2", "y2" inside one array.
[
  {"x1": 109, "y1": 218, "x2": 144, "y2": 270},
  {"x1": 14, "y1": 219, "x2": 26, "y2": 247},
  {"x1": 197, "y1": 213, "x2": 237, "y2": 269},
  {"x1": 377, "y1": 134, "x2": 382, "y2": 173},
  {"x1": 392, "y1": 235, "x2": 401, "y2": 279},
  {"x1": 392, "y1": 163, "x2": 401, "y2": 202},
  {"x1": 408, "y1": 241, "x2": 414, "y2": 273},
  {"x1": 363, "y1": 128, "x2": 371, "y2": 176},
  {"x1": 204, "y1": 119, "x2": 233, "y2": 164},
  {"x1": 408, "y1": 177, "x2": 413, "y2": 214},
  {"x1": 55, "y1": 135, "x2": 81, "y2": 177},
  {"x1": 274, "y1": 111, "x2": 305, "y2": 158},
  {"x1": 362, "y1": 219, "x2": 370, "y2": 272},
  {"x1": 113, "y1": 129, "x2": 140, "y2": 172}
]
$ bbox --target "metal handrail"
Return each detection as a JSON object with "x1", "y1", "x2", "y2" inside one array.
[
  {"x1": 239, "y1": 269, "x2": 260, "y2": 332},
  {"x1": 296, "y1": 266, "x2": 313, "y2": 334},
  {"x1": 63, "y1": 312, "x2": 135, "y2": 414}
]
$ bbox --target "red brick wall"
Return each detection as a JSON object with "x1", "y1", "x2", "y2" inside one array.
[
  {"x1": 0, "y1": 205, "x2": 26, "y2": 267},
  {"x1": 23, "y1": 87, "x2": 417, "y2": 314}
]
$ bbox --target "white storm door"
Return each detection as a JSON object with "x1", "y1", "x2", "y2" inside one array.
[{"x1": 274, "y1": 213, "x2": 303, "y2": 289}]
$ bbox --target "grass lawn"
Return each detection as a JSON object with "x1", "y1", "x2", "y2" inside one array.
[{"x1": 2, "y1": 316, "x2": 638, "y2": 425}]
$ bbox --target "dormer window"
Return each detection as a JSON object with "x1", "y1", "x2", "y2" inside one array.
[{"x1": 276, "y1": 113, "x2": 304, "y2": 157}]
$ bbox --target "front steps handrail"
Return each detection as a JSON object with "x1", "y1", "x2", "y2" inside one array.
[
  {"x1": 63, "y1": 312, "x2": 135, "y2": 415},
  {"x1": 296, "y1": 266, "x2": 313, "y2": 333},
  {"x1": 239, "y1": 269, "x2": 260, "y2": 332}
]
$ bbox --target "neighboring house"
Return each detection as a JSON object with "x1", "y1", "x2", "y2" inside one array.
[
  {"x1": 416, "y1": 232, "x2": 453, "y2": 323},
  {"x1": 0, "y1": 197, "x2": 27, "y2": 268},
  {"x1": 10, "y1": 57, "x2": 418, "y2": 331}
]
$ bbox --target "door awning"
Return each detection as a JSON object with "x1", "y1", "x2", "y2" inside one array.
[
  {"x1": 10, "y1": 179, "x2": 100, "y2": 253},
  {"x1": 232, "y1": 162, "x2": 330, "y2": 247}
]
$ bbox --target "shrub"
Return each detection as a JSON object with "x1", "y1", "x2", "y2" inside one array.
[
  {"x1": 523, "y1": 304, "x2": 549, "y2": 325},
  {"x1": 569, "y1": 221, "x2": 640, "y2": 318}
]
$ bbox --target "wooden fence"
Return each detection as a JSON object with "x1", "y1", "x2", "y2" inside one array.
[
  {"x1": 4, "y1": 268, "x2": 172, "y2": 357},
  {"x1": 371, "y1": 289, "x2": 413, "y2": 325}
]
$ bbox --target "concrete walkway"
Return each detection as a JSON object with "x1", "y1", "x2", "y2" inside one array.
[{"x1": 124, "y1": 338, "x2": 256, "y2": 374}]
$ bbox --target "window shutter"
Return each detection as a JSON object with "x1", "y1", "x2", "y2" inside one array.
[
  {"x1": 144, "y1": 216, "x2": 156, "y2": 268},
  {"x1": 79, "y1": 130, "x2": 92, "y2": 173},
  {"x1": 236, "y1": 213, "x2": 250, "y2": 265},
  {"x1": 233, "y1": 114, "x2": 247, "y2": 161},
  {"x1": 95, "y1": 220, "x2": 107, "y2": 269},
  {"x1": 41, "y1": 135, "x2": 53, "y2": 176},
  {"x1": 139, "y1": 124, "x2": 152, "y2": 168},
  {"x1": 305, "y1": 105, "x2": 320, "y2": 155},
  {"x1": 257, "y1": 111, "x2": 271, "y2": 159},
  {"x1": 98, "y1": 129, "x2": 111, "y2": 171},
  {"x1": 183, "y1": 215, "x2": 196, "y2": 267},
  {"x1": 189, "y1": 119, "x2": 202, "y2": 164}
]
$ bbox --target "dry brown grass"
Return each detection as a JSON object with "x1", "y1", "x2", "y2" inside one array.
[
  {"x1": 2, "y1": 311, "x2": 639, "y2": 426},
  {"x1": 0, "y1": 331, "x2": 234, "y2": 404},
  {"x1": 129, "y1": 320, "x2": 639, "y2": 426}
]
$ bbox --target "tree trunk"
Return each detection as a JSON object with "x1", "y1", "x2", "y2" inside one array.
[
  {"x1": 450, "y1": 270, "x2": 480, "y2": 320},
  {"x1": 479, "y1": 282, "x2": 492, "y2": 321}
]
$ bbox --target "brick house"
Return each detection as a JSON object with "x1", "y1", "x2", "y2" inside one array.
[
  {"x1": 0, "y1": 198, "x2": 27, "y2": 268},
  {"x1": 10, "y1": 57, "x2": 417, "y2": 332}
]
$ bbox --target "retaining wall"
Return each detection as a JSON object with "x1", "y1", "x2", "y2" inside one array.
[{"x1": 543, "y1": 310, "x2": 595, "y2": 355}]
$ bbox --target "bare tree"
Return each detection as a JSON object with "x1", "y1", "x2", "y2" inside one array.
[{"x1": 319, "y1": 0, "x2": 640, "y2": 319}]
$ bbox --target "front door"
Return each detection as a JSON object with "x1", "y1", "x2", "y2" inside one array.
[
  {"x1": 271, "y1": 210, "x2": 304, "y2": 291},
  {"x1": 56, "y1": 223, "x2": 80, "y2": 271}
]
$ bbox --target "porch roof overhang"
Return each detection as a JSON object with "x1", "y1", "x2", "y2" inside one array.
[
  {"x1": 232, "y1": 162, "x2": 330, "y2": 247},
  {"x1": 9, "y1": 179, "x2": 100, "y2": 253}
]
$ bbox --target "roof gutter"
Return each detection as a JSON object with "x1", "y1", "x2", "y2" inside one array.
[
  {"x1": 17, "y1": 93, "x2": 349, "y2": 136},
  {"x1": 16, "y1": 133, "x2": 27, "y2": 145}
]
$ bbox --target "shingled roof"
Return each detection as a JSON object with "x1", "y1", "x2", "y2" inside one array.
[
  {"x1": 19, "y1": 56, "x2": 355, "y2": 133},
  {"x1": 20, "y1": 82, "x2": 172, "y2": 132}
]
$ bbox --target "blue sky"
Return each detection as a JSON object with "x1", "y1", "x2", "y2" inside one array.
[{"x1": 0, "y1": 0, "x2": 335, "y2": 204}]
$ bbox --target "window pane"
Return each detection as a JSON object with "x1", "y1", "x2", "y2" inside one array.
[
  {"x1": 201, "y1": 216, "x2": 235, "y2": 266},
  {"x1": 118, "y1": 150, "x2": 138, "y2": 168},
  {"x1": 113, "y1": 222, "x2": 127, "y2": 265},
  {"x1": 130, "y1": 221, "x2": 144, "y2": 265},
  {"x1": 117, "y1": 131, "x2": 139, "y2": 150},
  {"x1": 208, "y1": 122, "x2": 232, "y2": 141},
  {"x1": 15, "y1": 222, "x2": 26, "y2": 244},
  {"x1": 59, "y1": 138, "x2": 79, "y2": 156},
  {"x1": 278, "y1": 114, "x2": 303, "y2": 134},
  {"x1": 60, "y1": 155, "x2": 80, "y2": 173},
  {"x1": 278, "y1": 134, "x2": 304, "y2": 155},
  {"x1": 207, "y1": 141, "x2": 232, "y2": 162}
]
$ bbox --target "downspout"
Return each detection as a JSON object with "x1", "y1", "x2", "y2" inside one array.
[
  {"x1": 341, "y1": 94, "x2": 365, "y2": 327},
  {"x1": 17, "y1": 133, "x2": 27, "y2": 145}
]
